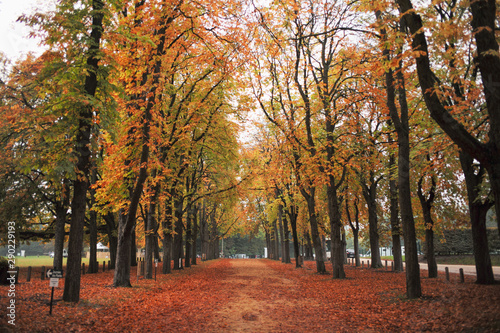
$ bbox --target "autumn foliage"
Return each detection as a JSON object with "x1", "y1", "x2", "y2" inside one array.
[{"x1": 1, "y1": 259, "x2": 499, "y2": 332}]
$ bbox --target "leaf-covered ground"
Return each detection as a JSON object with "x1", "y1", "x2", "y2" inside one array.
[{"x1": 1, "y1": 259, "x2": 499, "y2": 332}]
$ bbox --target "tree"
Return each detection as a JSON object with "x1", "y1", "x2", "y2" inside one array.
[
  {"x1": 14, "y1": 0, "x2": 107, "y2": 302},
  {"x1": 63, "y1": 0, "x2": 104, "y2": 302},
  {"x1": 394, "y1": 0, "x2": 500, "y2": 237}
]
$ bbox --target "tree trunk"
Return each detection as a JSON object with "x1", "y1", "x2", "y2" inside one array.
[
  {"x1": 327, "y1": 173, "x2": 345, "y2": 278},
  {"x1": 53, "y1": 204, "x2": 67, "y2": 271},
  {"x1": 145, "y1": 172, "x2": 160, "y2": 279},
  {"x1": 145, "y1": 200, "x2": 157, "y2": 279},
  {"x1": 399, "y1": 141, "x2": 422, "y2": 298},
  {"x1": 417, "y1": 175, "x2": 437, "y2": 278},
  {"x1": 300, "y1": 186, "x2": 326, "y2": 273},
  {"x1": 265, "y1": 228, "x2": 271, "y2": 258},
  {"x1": 63, "y1": 0, "x2": 103, "y2": 302},
  {"x1": 88, "y1": 207, "x2": 98, "y2": 274},
  {"x1": 191, "y1": 203, "x2": 199, "y2": 265},
  {"x1": 87, "y1": 168, "x2": 99, "y2": 274},
  {"x1": 200, "y1": 201, "x2": 208, "y2": 261},
  {"x1": 361, "y1": 176, "x2": 383, "y2": 269},
  {"x1": 286, "y1": 204, "x2": 301, "y2": 268},
  {"x1": 459, "y1": 150, "x2": 495, "y2": 284},
  {"x1": 130, "y1": 228, "x2": 137, "y2": 267},
  {"x1": 278, "y1": 202, "x2": 285, "y2": 262},
  {"x1": 377, "y1": 12, "x2": 421, "y2": 297},
  {"x1": 272, "y1": 216, "x2": 280, "y2": 261},
  {"x1": 53, "y1": 182, "x2": 69, "y2": 271},
  {"x1": 113, "y1": 212, "x2": 132, "y2": 287},
  {"x1": 281, "y1": 204, "x2": 291, "y2": 263},
  {"x1": 346, "y1": 197, "x2": 361, "y2": 267},
  {"x1": 185, "y1": 201, "x2": 194, "y2": 268},
  {"x1": 388, "y1": 134, "x2": 404, "y2": 272},
  {"x1": 209, "y1": 207, "x2": 218, "y2": 260},
  {"x1": 173, "y1": 194, "x2": 184, "y2": 270},
  {"x1": 162, "y1": 198, "x2": 173, "y2": 274}
]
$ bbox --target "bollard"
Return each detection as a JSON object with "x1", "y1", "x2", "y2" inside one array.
[
  {"x1": 445, "y1": 267, "x2": 450, "y2": 281},
  {"x1": 391, "y1": 261, "x2": 394, "y2": 271},
  {"x1": 362, "y1": 261, "x2": 364, "y2": 268},
  {"x1": 82, "y1": 263, "x2": 86, "y2": 275},
  {"x1": 96, "y1": 261, "x2": 99, "y2": 273},
  {"x1": 459, "y1": 268, "x2": 464, "y2": 283},
  {"x1": 27, "y1": 266, "x2": 32, "y2": 282},
  {"x1": 41, "y1": 266, "x2": 46, "y2": 280},
  {"x1": 108, "y1": 260, "x2": 111, "y2": 269},
  {"x1": 103, "y1": 261, "x2": 106, "y2": 272},
  {"x1": 368, "y1": 260, "x2": 370, "y2": 268}
]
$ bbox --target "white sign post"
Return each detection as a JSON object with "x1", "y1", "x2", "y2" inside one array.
[
  {"x1": 49, "y1": 278, "x2": 59, "y2": 287},
  {"x1": 154, "y1": 259, "x2": 158, "y2": 281},
  {"x1": 46, "y1": 269, "x2": 63, "y2": 315}
]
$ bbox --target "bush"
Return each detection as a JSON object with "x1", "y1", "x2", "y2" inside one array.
[{"x1": 427, "y1": 229, "x2": 500, "y2": 255}]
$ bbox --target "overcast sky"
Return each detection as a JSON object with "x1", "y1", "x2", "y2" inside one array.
[{"x1": 0, "y1": 0, "x2": 55, "y2": 61}]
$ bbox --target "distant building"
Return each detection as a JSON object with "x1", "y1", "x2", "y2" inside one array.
[{"x1": 86, "y1": 242, "x2": 110, "y2": 259}]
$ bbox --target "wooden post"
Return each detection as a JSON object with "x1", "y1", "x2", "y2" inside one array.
[
  {"x1": 361, "y1": 261, "x2": 364, "y2": 268},
  {"x1": 14, "y1": 267, "x2": 19, "y2": 284},
  {"x1": 445, "y1": 267, "x2": 450, "y2": 281},
  {"x1": 103, "y1": 261, "x2": 106, "y2": 272},
  {"x1": 27, "y1": 266, "x2": 32, "y2": 282},
  {"x1": 108, "y1": 260, "x2": 111, "y2": 269},
  {"x1": 385, "y1": 260, "x2": 388, "y2": 270},
  {"x1": 96, "y1": 261, "x2": 99, "y2": 273},
  {"x1": 82, "y1": 263, "x2": 86, "y2": 275},
  {"x1": 459, "y1": 268, "x2": 464, "y2": 283},
  {"x1": 41, "y1": 266, "x2": 46, "y2": 280}
]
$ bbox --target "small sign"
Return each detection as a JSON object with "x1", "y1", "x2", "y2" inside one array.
[
  {"x1": 46, "y1": 269, "x2": 63, "y2": 278},
  {"x1": 155, "y1": 259, "x2": 158, "y2": 267},
  {"x1": 49, "y1": 278, "x2": 59, "y2": 287}
]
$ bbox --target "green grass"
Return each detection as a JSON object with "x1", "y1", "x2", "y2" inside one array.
[
  {"x1": 434, "y1": 254, "x2": 500, "y2": 266},
  {"x1": 10, "y1": 256, "x2": 91, "y2": 267},
  {"x1": 380, "y1": 256, "x2": 405, "y2": 261}
]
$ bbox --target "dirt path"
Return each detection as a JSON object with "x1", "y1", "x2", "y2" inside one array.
[{"x1": 209, "y1": 259, "x2": 298, "y2": 332}]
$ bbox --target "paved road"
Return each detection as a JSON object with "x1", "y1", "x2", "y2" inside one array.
[{"x1": 418, "y1": 262, "x2": 500, "y2": 280}]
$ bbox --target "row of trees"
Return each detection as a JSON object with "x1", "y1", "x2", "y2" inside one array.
[
  {"x1": 0, "y1": 0, "x2": 498, "y2": 302},
  {"x1": 0, "y1": 0, "x2": 253, "y2": 302},
  {"x1": 242, "y1": 0, "x2": 499, "y2": 299}
]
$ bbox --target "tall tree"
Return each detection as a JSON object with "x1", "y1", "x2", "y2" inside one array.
[
  {"x1": 62, "y1": 0, "x2": 104, "y2": 302},
  {"x1": 375, "y1": 9, "x2": 421, "y2": 298},
  {"x1": 395, "y1": 0, "x2": 500, "y2": 237}
]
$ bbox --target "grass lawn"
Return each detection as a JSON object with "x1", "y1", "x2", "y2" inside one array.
[
  {"x1": 435, "y1": 254, "x2": 500, "y2": 266},
  {"x1": 13, "y1": 256, "x2": 92, "y2": 267}
]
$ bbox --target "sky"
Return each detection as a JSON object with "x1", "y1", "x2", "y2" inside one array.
[{"x1": 0, "y1": 0, "x2": 55, "y2": 61}]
